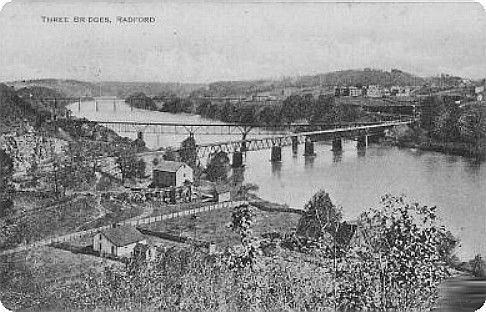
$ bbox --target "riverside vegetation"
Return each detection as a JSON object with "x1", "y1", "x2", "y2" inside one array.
[
  {"x1": 126, "y1": 92, "x2": 379, "y2": 125},
  {"x1": 394, "y1": 95, "x2": 485, "y2": 159}
]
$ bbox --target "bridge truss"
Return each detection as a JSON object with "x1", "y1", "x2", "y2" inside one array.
[{"x1": 193, "y1": 120, "x2": 413, "y2": 157}]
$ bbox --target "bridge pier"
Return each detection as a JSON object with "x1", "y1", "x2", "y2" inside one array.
[
  {"x1": 332, "y1": 138, "x2": 342, "y2": 152},
  {"x1": 78, "y1": 98, "x2": 81, "y2": 112},
  {"x1": 271, "y1": 145, "x2": 282, "y2": 162},
  {"x1": 137, "y1": 131, "x2": 144, "y2": 141},
  {"x1": 291, "y1": 136, "x2": 299, "y2": 154},
  {"x1": 304, "y1": 137, "x2": 315, "y2": 156},
  {"x1": 113, "y1": 100, "x2": 116, "y2": 112},
  {"x1": 95, "y1": 100, "x2": 99, "y2": 112},
  {"x1": 357, "y1": 135, "x2": 367, "y2": 149},
  {"x1": 232, "y1": 151, "x2": 244, "y2": 168}
]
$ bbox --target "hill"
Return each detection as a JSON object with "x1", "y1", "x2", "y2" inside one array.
[
  {"x1": 297, "y1": 68, "x2": 426, "y2": 88},
  {"x1": 6, "y1": 79, "x2": 205, "y2": 98},
  {"x1": 201, "y1": 69, "x2": 427, "y2": 96}
]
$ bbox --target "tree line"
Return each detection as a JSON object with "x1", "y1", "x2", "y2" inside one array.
[
  {"x1": 126, "y1": 92, "x2": 377, "y2": 125},
  {"x1": 197, "y1": 94, "x2": 373, "y2": 124},
  {"x1": 398, "y1": 95, "x2": 485, "y2": 158}
]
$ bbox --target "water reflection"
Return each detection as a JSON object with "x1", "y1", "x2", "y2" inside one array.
[
  {"x1": 304, "y1": 156, "x2": 315, "y2": 169},
  {"x1": 271, "y1": 161, "x2": 282, "y2": 177},
  {"x1": 357, "y1": 148, "x2": 366, "y2": 158},
  {"x1": 332, "y1": 150, "x2": 343, "y2": 163},
  {"x1": 464, "y1": 158, "x2": 482, "y2": 177}
]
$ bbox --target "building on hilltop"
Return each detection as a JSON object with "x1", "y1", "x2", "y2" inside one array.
[
  {"x1": 93, "y1": 225, "x2": 147, "y2": 258},
  {"x1": 475, "y1": 85, "x2": 485, "y2": 102},
  {"x1": 153, "y1": 160, "x2": 194, "y2": 188}
]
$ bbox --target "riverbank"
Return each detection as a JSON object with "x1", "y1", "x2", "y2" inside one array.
[
  {"x1": 388, "y1": 124, "x2": 485, "y2": 161},
  {"x1": 395, "y1": 140, "x2": 485, "y2": 160}
]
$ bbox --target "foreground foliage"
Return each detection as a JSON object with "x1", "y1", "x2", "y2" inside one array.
[{"x1": 0, "y1": 195, "x2": 458, "y2": 311}]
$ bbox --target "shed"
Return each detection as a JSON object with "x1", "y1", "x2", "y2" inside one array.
[
  {"x1": 212, "y1": 185, "x2": 232, "y2": 203},
  {"x1": 153, "y1": 161, "x2": 194, "y2": 188},
  {"x1": 93, "y1": 225, "x2": 147, "y2": 258}
]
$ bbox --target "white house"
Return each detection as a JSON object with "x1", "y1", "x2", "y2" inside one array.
[
  {"x1": 367, "y1": 85, "x2": 382, "y2": 98},
  {"x1": 93, "y1": 225, "x2": 147, "y2": 258},
  {"x1": 476, "y1": 85, "x2": 485, "y2": 102},
  {"x1": 349, "y1": 86, "x2": 361, "y2": 97},
  {"x1": 153, "y1": 161, "x2": 194, "y2": 188}
]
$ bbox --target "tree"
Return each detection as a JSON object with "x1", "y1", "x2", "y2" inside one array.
[
  {"x1": 180, "y1": 135, "x2": 197, "y2": 169},
  {"x1": 135, "y1": 159, "x2": 146, "y2": 180},
  {"x1": 458, "y1": 105, "x2": 485, "y2": 156},
  {"x1": 281, "y1": 95, "x2": 302, "y2": 123},
  {"x1": 163, "y1": 148, "x2": 177, "y2": 161},
  {"x1": 116, "y1": 152, "x2": 139, "y2": 183},
  {"x1": 336, "y1": 194, "x2": 454, "y2": 311},
  {"x1": 226, "y1": 204, "x2": 261, "y2": 269},
  {"x1": 236, "y1": 105, "x2": 257, "y2": 124},
  {"x1": 205, "y1": 151, "x2": 230, "y2": 182},
  {"x1": 296, "y1": 190, "x2": 342, "y2": 239},
  {"x1": 125, "y1": 92, "x2": 157, "y2": 110},
  {"x1": 420, "y1": 96, "x2": 443, "y2": 132}
]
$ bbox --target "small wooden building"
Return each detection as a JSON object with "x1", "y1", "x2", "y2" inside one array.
[
  {"x1": 153, "y1": 161, "x2": 194, "y2": 188},
  {"x1": 212, "y1": 185, "x2": 231, "y2": 203},
  {"x1": 93, "y1": 225, "x2": 146, "y2": 258}
]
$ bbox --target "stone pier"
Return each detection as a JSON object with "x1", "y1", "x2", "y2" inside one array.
[
  {"x1": 304, "y1": 138, "x2": 315, "y2": 156},
  {"x1": 357, "y1": 135, "x2": 367, "y2": 149},
  {"x1": 271, "y1": 145, "x2": 282, "y2": 162},
  {"x1": 291, "y1": 136, "x2": 299, "y2": 154}
]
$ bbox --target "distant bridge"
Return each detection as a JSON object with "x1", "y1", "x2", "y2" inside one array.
[{"x1": 94, "y1": 120, "x2": 396, "y2": 136}]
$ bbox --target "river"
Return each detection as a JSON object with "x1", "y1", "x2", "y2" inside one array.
[{"x1": 68, "y1": 99, "x2": 486, "y2": 260}]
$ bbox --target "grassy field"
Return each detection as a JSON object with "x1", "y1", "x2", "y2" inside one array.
[{"x1": 142, "y1": 206, "x2": 301, "y2": 248}]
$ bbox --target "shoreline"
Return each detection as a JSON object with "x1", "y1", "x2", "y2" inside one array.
[{"x1": 391, "y1": 139, "x2": 485, "y2": 161}]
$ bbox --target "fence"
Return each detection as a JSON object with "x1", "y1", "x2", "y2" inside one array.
[{"x1": 0, "y1": 200, "x2": 248, "y2": 257}]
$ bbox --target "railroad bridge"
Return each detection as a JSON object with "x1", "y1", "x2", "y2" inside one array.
[{"x1": 131, "y1": 119, "x2": 416, "y2": 166}]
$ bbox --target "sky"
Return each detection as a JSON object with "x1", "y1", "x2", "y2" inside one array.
[{"x1": 0, "y1": 0, "x2": 485, "y2": 83}]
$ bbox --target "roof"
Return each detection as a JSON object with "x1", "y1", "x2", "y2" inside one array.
[
  {"x1": 100, "y1": 225, "x2": 145, "y2": 247},
  {"x1": 154, "y1": 161, "x2": 188, "y2": 173},
  {"x1": 214, "y1": 184, "x2": 232, "y2": 193}
]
